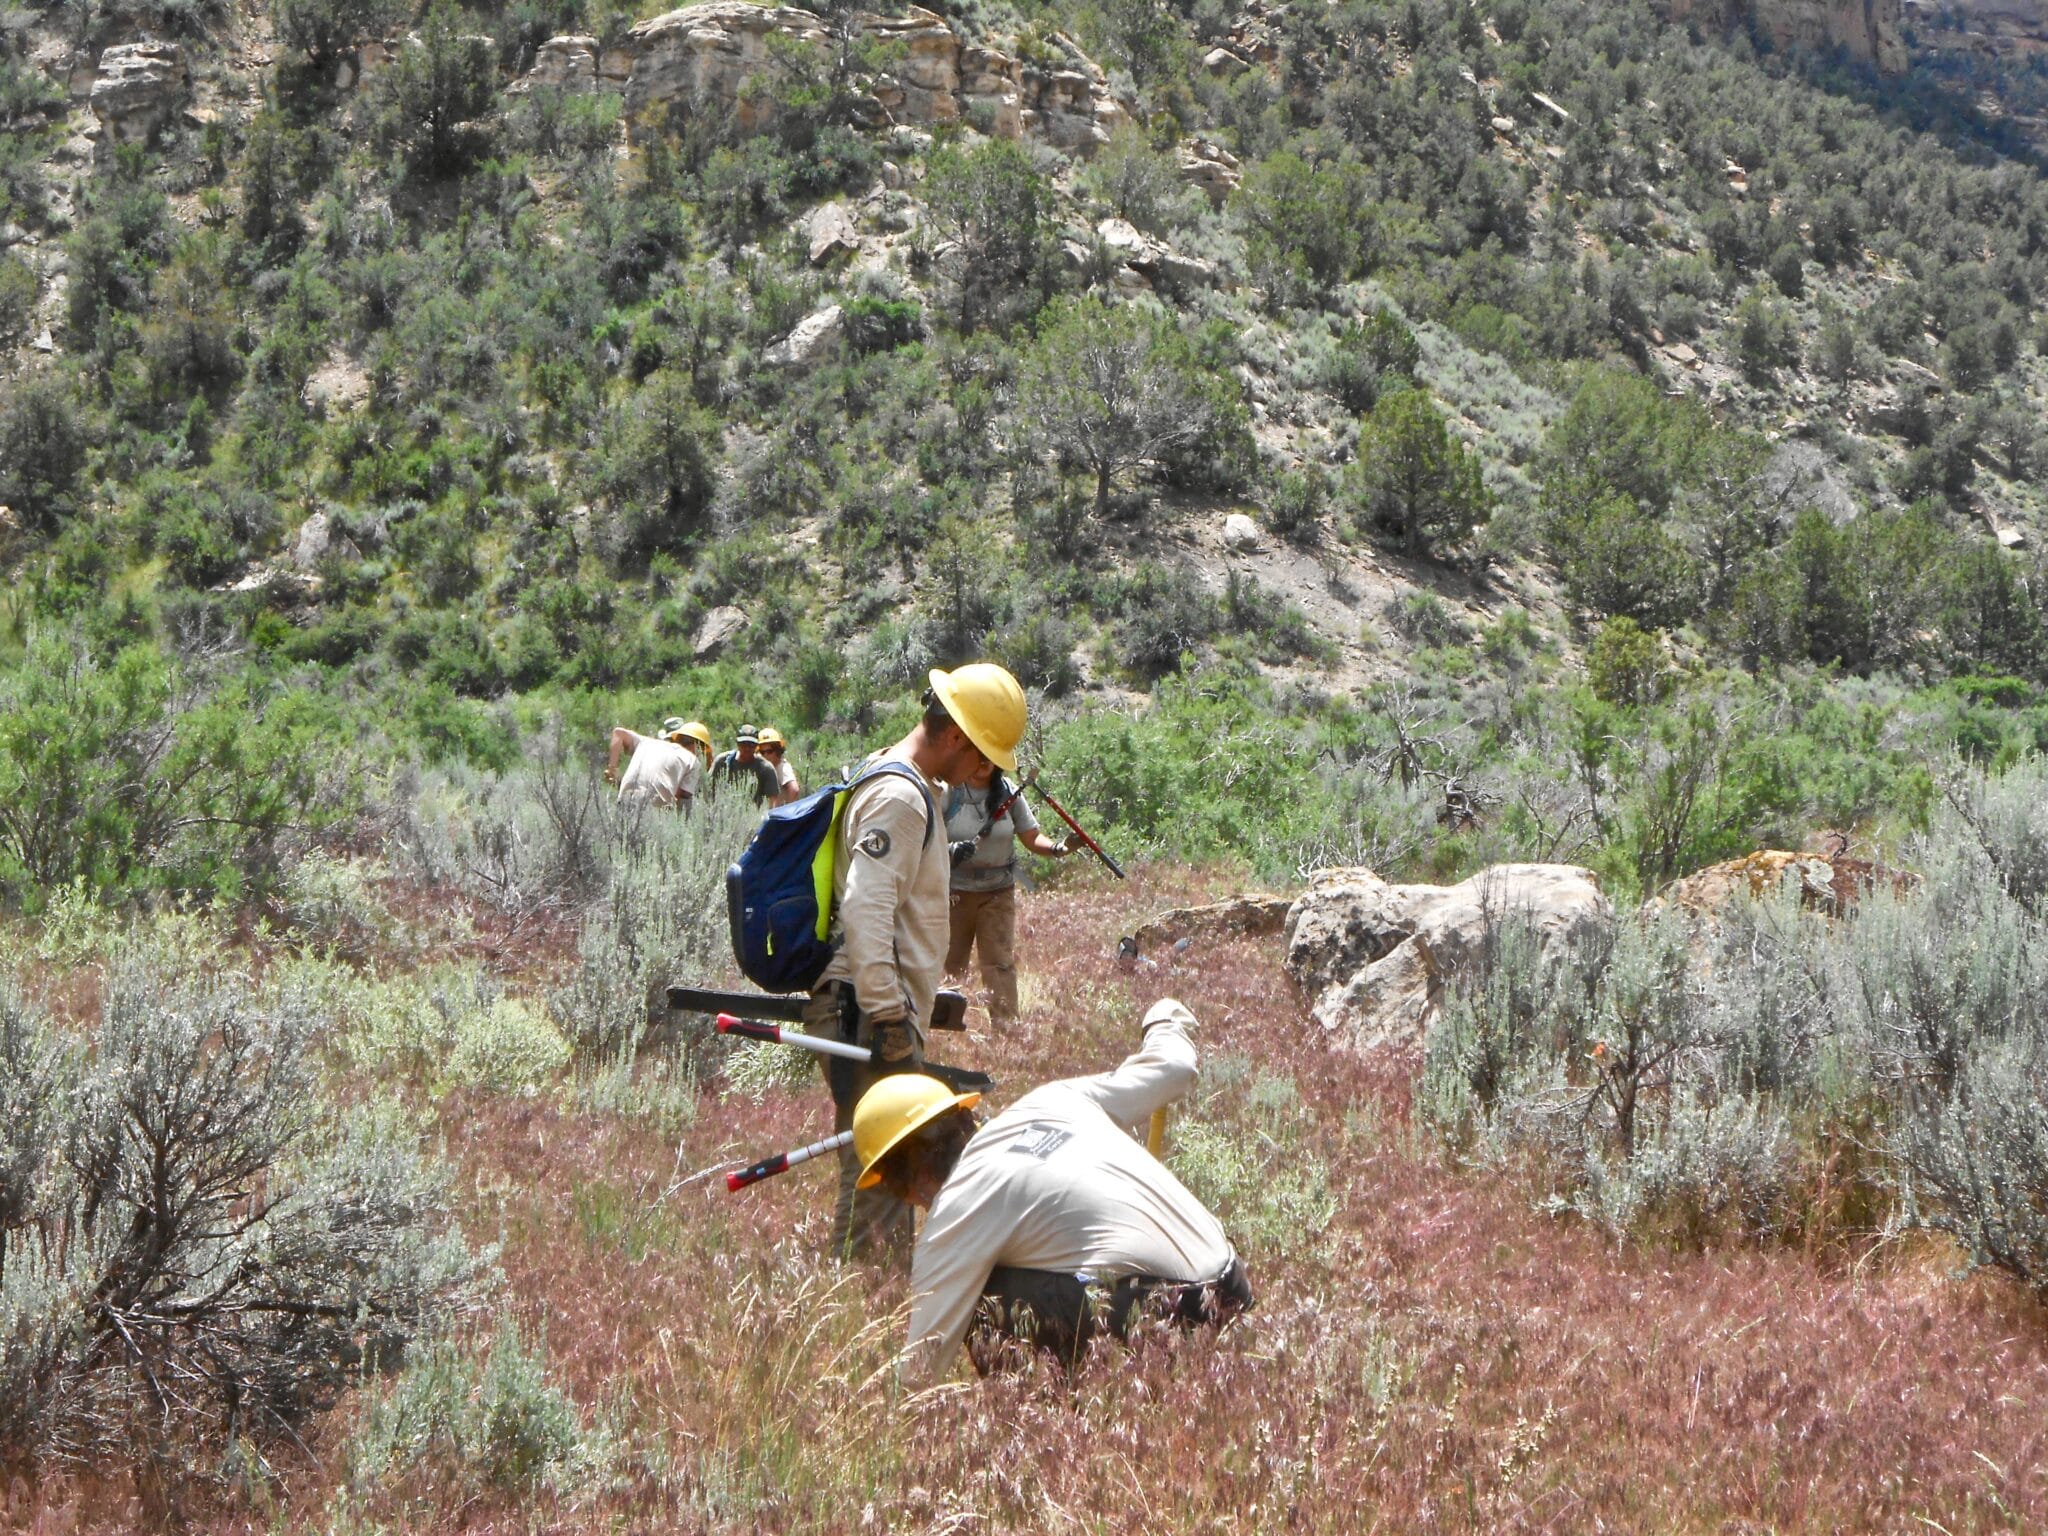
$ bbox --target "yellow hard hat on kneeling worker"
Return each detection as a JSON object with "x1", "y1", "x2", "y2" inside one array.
[
  {"x1": 927, "y1": 662, "x2": 1026, "y2": 773},
  {"x1": 853, "y1": 1074, "x2": 982, "y2": 1189}
]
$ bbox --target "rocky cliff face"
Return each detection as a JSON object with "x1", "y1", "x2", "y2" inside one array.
[
  {"x1": 514, "y1": 0, "x2": 1130, "y2": 152},
  {"x1": 1902, "y1": 0, "x2": 2048, "y2": 60},
  {"x1": 1662, "y1": 0, "x2": 1910, "y2": 72}
]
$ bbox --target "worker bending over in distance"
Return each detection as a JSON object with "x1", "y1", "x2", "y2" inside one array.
[
  {"x1": 852, "y1": 998, "x2": 1251, "y2": 1382},
  {"x1": 605, "y1": 718, "x2": 711, "y2": 809}
]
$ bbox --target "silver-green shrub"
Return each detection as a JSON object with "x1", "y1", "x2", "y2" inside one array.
[
  {"x1": 0, "y1": 953, "x2": 483, "y2": 1467},
  {"x1": 1170, "y1": 1057, "x2": 1338, "y2": 1260},
  {"x1": 547, "y1": 792, "x2": 756, "y2": 1067},
  {"x1": 1833, "y1": 844, "x2": 2043, "y2": 1095},
  {"x1": 1421, "y1": 758, "x2": 2048, "y2": 1270},
  {"x1": 1891, "y1": 1036, "x2": 2048, "y2": 1296},
  {"x1": 1937, "y1": 752, "x2": 2048, "y2": 919},
  {"x1": 346, "y1": 1313, "x2": 611, "y2": 1500}
]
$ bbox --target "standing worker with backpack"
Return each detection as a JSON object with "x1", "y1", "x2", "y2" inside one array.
[{"x1": 802, "y1": 664, "x2": 1029, "y2": 1261}]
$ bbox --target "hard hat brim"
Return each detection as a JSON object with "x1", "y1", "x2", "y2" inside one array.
[
  {"x1": 927, "y1": 669, "x2": 1019, "y2": 773},
  {"x1": 855, "y1": 1089, "x2": 981, "y2": 1189}
]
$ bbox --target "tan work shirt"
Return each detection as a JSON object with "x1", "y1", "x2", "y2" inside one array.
[
  {"x1": 901, "y1": 1000, "x2": 1234, "y2": 1380},
  {"x1": 617, "y1": 734, "x2": 700, "y2": 807},
  {"x1": 817, "y1": 750, "x2": 949, "y2": 1038}
]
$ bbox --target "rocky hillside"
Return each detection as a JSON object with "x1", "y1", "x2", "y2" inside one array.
[{"x1": 3, "y1": 0, "x2": 2048, "y2": 906}]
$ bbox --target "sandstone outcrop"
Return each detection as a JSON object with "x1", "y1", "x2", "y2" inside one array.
[
  {"x1": 1284, "y1": 864, "x2": 1612, "y2": 1052},
  {"x1": 1128, "y1": 893, "x2": 1293, "y2": 952},
  {"x1": 1661, "y1": 0, "x2": 1909, "y2": 72},
  {"x1": 512, "y1": 1, "x2": 1131, "y2": 152},
  {"x1": 89, "y1": 41, "x2": 188, "y2": 145},
  {"x1": 1904, "y1": 0, "x2": 2048, "y2": 59},
  {"x1": 1655, "y1": 848, "x2": 1916, "y2": 919}
]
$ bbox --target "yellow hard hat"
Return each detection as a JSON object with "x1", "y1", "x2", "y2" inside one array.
[
  {"x1": 927, "y1": 663, "x2": 1026, "y2": 773},
  {"x1": 677, "y1": 720, "x2": 713, "y2": 755},
  {"x1": 757, "y1": 726, "x2": 786, "y2": 748},
  {"x1": 853, "y1": 1074, "x2": 981, "y2": 1189}
]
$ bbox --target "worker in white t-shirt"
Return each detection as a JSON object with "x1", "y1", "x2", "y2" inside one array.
[
  {"x1": 605, "y1": 718, "x2": 710, "y2": 809},
  {"x1": 851, "y1": 999, "x2": 1251, "y2": 1382}
]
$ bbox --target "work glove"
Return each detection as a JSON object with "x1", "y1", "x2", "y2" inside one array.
[{"x1": 949, "y1": 838, "x2": 977, "y2": 868}]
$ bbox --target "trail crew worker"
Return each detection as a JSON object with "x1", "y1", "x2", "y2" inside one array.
[
  {"x1": 605, "y1": 718, "x2": 712, "y2": 809},
  {"x1": 944, "y1": 760, "x2": 1072, "y2": 1028},
  {"x1": 853, "y1": 999, "x2": 1251, "y2": 1383},
  {"x1": 757, "y1": 727, "x2": 801, "y2": 806},
  {"x1": 711, "y1": 725, "x2": 782, "y2": 805},
  {"x1": 805, "y1": 663, "x2": 1029, "y2": 1261}
]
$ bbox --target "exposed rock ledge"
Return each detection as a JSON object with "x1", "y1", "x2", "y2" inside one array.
[
  {"x1": 1660, "y1": 0, "x2": 1908, "y2": 73},
  {"x1": 513, "y1": 1, "x2": 1131, "y2": 153}
]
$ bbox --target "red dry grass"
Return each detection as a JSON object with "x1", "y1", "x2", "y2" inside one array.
[{"x1": 14, "y1": 865, "x2": 2048, "y2": 1533}]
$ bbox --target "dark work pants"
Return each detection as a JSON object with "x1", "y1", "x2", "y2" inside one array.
[
  {"x1": 805, "y1": 981, "x2": 921, "y2": 1264},
  {"x1": 968, "y1": 1256, "x2": 1254, "y2": 1374}
]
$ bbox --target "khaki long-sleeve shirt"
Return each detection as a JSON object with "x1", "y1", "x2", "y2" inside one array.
[
  {"x1": 900, "y1": 1000, "x2": 1234, "y2": 1381},
  {"x1": 816, "y1": 751, "x2": 949, "y2": 1037}
]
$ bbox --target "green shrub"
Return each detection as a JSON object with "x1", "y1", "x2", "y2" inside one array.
[
  {"x1": 843, "y1": 295, "x2": 923, "y2": 355},
  {"x1": 363, "y1": 2, "x2": 500, "y2": 181},
  {"x1": 1585, "y1": 616, "x2": 1671, "y2": 707},
  {"x1": 347, "y1": 1315, "x2": 608, "y2": 1501},
  {"x1": 1324, "y1": 308, "x2": 1421, "y2": 415},
  {"x1": 0, "y1": 638, "x2": 334, "y2": 906},
  {"x1": 1108, "y1": 562, "x2": 1222, "y2": 682},
  {"x1": 0, "y1": 370, "x2": 91, "y2": 533}
]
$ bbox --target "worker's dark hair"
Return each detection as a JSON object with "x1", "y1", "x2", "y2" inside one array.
[
  {"x1": 920, "y1": 686, "x2": 955, "y2": 735},
  {"x1": 879, "y1": 1103, "x2": 979, "y2": 1196}
]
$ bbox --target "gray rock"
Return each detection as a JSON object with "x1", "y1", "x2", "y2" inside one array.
[
  {"x1": 1285, "y1": 864, "x2": 1612, "y2": 1052},
  {"x1": 693, "y1": 604, "x2": 749, "y2": 659},
  {"x1": 802, "y1": 201, "x2": 859, "y2": 265},
  {"x1": 1222, "y1": 512, "x2": 1261, "y2": 552},
  {"x1": 763, "y1": 303, "x2": 843, "y2": 368},
  {"x1": 292, "y1": 512, "x2": 331, "y2": 570},
  {"x1": 89, "y1": 41, "x2": 188, "y2": 146}
]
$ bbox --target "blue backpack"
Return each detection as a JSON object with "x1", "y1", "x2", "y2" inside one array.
[{"x1": 726, "y1": 760, "x2": 935, "y2": 993}]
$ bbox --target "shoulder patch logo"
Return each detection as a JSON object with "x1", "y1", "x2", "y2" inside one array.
[
  {"x1": 856, "y1": 828, "x2": 892, "y2": 859},
  {"x1": 1009, "y1": 1125, "x2": 1074, "y2": 1162}
]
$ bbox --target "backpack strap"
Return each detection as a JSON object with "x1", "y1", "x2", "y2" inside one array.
[{"x1": 847, "y1": 759, "x2": 936, "y2": 847}]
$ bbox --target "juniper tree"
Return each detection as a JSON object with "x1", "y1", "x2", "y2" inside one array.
[
  {"x1": 1017, "y1": 295, "x2": 1236, "y2": 525},
  {"x1": 1348, "y1": 388, "x2": 1491, "y2": 561}
]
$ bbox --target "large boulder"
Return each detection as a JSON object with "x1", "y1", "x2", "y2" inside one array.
[
  {"x1": 692, "y1": 603, "x2": 749, "y2": 659},
  {"x1": 1284, "y1": 864, "x2": 1612, "y2": 1051},
  {"x1": 763, "y1": 303, "x2": 843, "y2": 368},
  {"x1": 89, "y1": 41, "x2": 187, "y2": 146}
]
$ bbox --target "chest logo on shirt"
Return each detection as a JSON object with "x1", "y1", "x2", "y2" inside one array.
[
  {"x1": 856, "y1": 828, "x2": 892, "y2": 859},
  {"x1": 1009, "y1": 1125, "x2": 1073, "y2": 1161}
]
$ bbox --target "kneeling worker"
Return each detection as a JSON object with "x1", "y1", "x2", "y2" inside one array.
[{"x1": 853, "y1": 999, "x2": 1252, "y2": 1383}]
